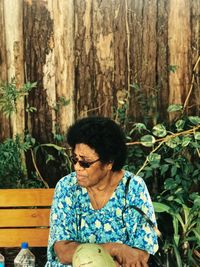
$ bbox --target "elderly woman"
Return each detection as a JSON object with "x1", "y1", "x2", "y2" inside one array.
[{"x1": 46, "y1": 116, "x2": 158, "y2": 267}]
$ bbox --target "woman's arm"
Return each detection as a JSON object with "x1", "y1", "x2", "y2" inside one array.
[
  {"x1": 47, "y1": 174, "x2": 80, "y2": 264},
  {"x1": 54, "y1": 241, "x2": 149, "y2": 266},
  {"x1": 54, "y1": 240, "x2": 80, "y2": 264}
]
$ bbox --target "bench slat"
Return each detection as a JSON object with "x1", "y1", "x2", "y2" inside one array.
[
  {"x1": 0, "y1": 188, "x2": 54, "y2": 248},
  {"x1": 0, "y1": 209, "x2": 50, "y2": 227},
  {"x1": 0, "y1": 228, "x2": 50, "y2": 247},
  {"x1": 0, "y1": 189, "x2": 54, "y2": 207}
]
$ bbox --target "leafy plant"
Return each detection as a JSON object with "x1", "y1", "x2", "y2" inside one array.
[
  {"x1": 0, "y1": 135, "x2": 44, "y2": 188},
  {"x1": 153, "y1": 195, "x2": 200, "y2": 267},
  {"x1": 124, "y1": 106, "x2": 200, "y2": 266},
  {"x1": 24, "y1": 134, "x2": 72, "y2": 188},
  {"x1": 0, "y1": 79, "x2": 72, "y2": 188},
  {"x1": 53, "y1": 96, "x2": 70, "y2": 112},
  {"x1": 0, "y1": 79, "x2": 37, "y2": 116}
]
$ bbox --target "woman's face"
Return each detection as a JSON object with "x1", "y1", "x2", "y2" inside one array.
[{"x1": 72, "y1": 143, "x2": 112, "y2": 188}]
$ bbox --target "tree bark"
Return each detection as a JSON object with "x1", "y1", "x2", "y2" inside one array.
[
  {"x1": 3, "y1": 0, "x2": 24, "y2": 137},
  {"x1": 168, "y1": 0, "x2": 191, "y2": 121}
]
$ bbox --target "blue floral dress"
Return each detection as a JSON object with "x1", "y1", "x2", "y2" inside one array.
[{"x1": 45, "y1": 170, "x2": 158, "y2": 266}]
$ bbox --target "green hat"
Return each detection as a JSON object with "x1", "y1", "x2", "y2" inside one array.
[{"x1": 72, "y1": 243, "x2": 116, "y2": 267}]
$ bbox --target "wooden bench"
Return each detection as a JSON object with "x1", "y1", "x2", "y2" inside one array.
[{"x1": 0, "y1": 189, "x2": 54, "y2": 247}]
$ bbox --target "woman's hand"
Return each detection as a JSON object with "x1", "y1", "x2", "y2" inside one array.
[
  {"x1": 54, "y1": 240, "x2": 80, "y2": 264},
  {"x1": 114, "y1": 244, "x2": 149, "y2": 267}
]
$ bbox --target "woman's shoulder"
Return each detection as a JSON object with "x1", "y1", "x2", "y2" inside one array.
[
  {"x1": 55, "y1": 172, "x2": 77, "y2": 190},
  {"x1": 123, "y1": 170, "x2": 144, "y2": 183},
  {"x1": 123, "y1": 170, "x2": 147, "y2": 190}
]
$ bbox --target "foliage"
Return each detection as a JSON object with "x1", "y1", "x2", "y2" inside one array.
[
  {"x1": 53, "y1": 96, "x2": 70, "y2": 112},
  {"x1": 0, "y1": 80, "x2": 72, "y2": 188},
  {"x1": 153, "y1": 196, "x2": 200, "y2": 267},
  {"x1": 0, "y1": 79, "x2": 37, "y2": 116},
  {"x1": 25, "y1": 133, "x2": 72, "y2": 188},
  {"x1": 0, "y1": 78, "x2": 199, "y2": 265},
  {"x1": 0, "y1": 136, "x2": 44, "y2": 188},
  {"x1": 125, "y1": 105, "x2": 200, "y2": 266},
  {"x1": 0, "y1": 133, "x2": 72, "y2": 189}
]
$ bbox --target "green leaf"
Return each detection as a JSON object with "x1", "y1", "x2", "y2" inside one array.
[
  {"x1": 153, "y1": 202, "x2": 171, "y2": 212},
  {"x1": 23, "y1": 81, "x2": 37, "y2": 91},
  {"x1": 152, "y1": 124, "x2": 167, "y2": 137},
  {"x1": 167, "y1": 104, "x2": 183, "y2": 112},
  {"x1": 174, "y1": 213, "x2": 185, "y2": 229},
  {"x1": 168, "y1": 65, "x2": 178, "y2": 73},
  {"x1": 147, "y1": 153, "x2": 161, "y2": 164},
  {"x1": 173, "y1": 243, "x2": 183, "y2": 267},
  {"x1": 130, "y1": 123, "x2": 147, "y2": 134},
  {"x1": 181, "y1": 136, "x2": 192, "y2": 147},
  {"x1": 40, "y1": 143, "x2": 66, "y2": 151},
  {"x1": 46, "y1": 154, "x2": 56, "y2": 164},
  {"x1": 175, "y1": 119, "x2": 185, "y2": 132},
  {"x1": 130, "y1": 83, "x2": 140, "y2": 91},
  {"x1": 173, "y1": 198, "x2": 183, "y2": 205},
  {"x1": 194, "y1": 132, "x2": 200, "y2": 140},
  {"x1": 188, "y1": 116, "x2": 200, "y2": 125},
  {"x1": 167, "y1": 195, "x2": 174, "y2": 201},
  {"x1": 165, "y1": 136, "x2": 181, "y2": 148},
  {"x1": 140, "y1": 135, "x2": 155, "y2": 147},
  {"x1": 171, "y1": 165, "x2": 177, "y2": 176},
  {"x1": 193, "y1": 196, "x2": 200, "y2": 207},
  {"x1": 164, "y1": 178, "x2": 178, "y2": 190},
  {"x1": 164, "y1": 158, "x2": 175, "y2": 164},
  {"x1": 160, "y1": 164, "x2": 169, "y2": 175},
  {"x1": 174, "y1": 234, "x2": 180, "y2": 246},
  {"x1": 192, "y1": 229, "x2": 200, "y2": 241}
]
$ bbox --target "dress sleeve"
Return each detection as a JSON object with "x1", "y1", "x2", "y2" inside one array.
[
  {"x1": 47, "y1": 175, "x2": 78, "y2": 262},
  {"x1": 124, "y1": 176, "x2": 159, "y2": 255}
]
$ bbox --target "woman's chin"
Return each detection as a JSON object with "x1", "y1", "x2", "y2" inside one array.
[{"x1": 77, "y1": 179, "x2": 87, "y2": 187}]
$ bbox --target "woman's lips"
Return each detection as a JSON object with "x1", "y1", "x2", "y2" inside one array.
[{"x1": 77, "y1": 174, "x2": 87, "y2": 181}]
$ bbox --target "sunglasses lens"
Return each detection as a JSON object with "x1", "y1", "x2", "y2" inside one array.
[
  {"x1": 79, "y1": 161, "x2": 90, "y2": 168},
  {"x1": 70, "y1": 156, "x2": 90, "y2": 168},
  {"x1": 70, "y1": 156, "x2": 77, "y2": 165}
]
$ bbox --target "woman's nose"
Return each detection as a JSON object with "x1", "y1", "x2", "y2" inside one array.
[{"x1": 74, "y1": 161, "x2": 84, "y2": 171}]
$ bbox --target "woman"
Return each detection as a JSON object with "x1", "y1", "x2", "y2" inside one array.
[{"x1": 46, "y1": 116, "x2": 158, "y2": 267}]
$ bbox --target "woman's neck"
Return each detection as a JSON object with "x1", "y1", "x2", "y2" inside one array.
[
  {"x1": 87, "y1": 170, "x2": 124, "y2": 210},
  {"x1": 89, "y1": 170, "x2": 123, "y2": 192}
]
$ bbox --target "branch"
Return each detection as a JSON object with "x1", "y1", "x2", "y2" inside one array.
[
  {"x1": 127, "y1": 124, "x2": 200, "y2": 176},
  {"x1": 136, "y1": 140, "x2": 165, "y2": 176},
  {"x1": 30, "y1": 149, "x2": 49, "y2": 188},
  {"x1": 126, "y1": 124, "x2": 200, "y2": 146},
  {"x1": 183, "y1": 56, "x2": 200, "y2": 112}
]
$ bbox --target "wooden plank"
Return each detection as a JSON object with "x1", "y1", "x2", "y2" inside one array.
[
  {"x1": 23, "y1": 0, "x2": 54, "y2": 141},
  {"x1": 168, "y1": 0, "x2": 191, "y2": 121},
  {"x1": 0, "y1": 209, "x2": 50, "y2": 227},
  {"x1": 191, "y1": 0, "x2": 200, "y2": 111},
  {"x1": 0, "y1": 0, "x2": 200, "y2": 142},
  {"x1": 156, "y1": 0, "x2": 169, "y2": 121},
  {"x1": 0, "y1": 0, "x2": 11, "y2": 140},
  {"x1": 51, "y1": 0, "x2": 75, "y2": 132},
  {"x1": 93, "y1": 0, "x2": 115, "y2": 116},
  {"x1": 128, "y1": 0, "x2": 157, "y2": 122},
  {"x1": 4, "y1": 0, "x2": 25, "y2": 137},
  {"x1": 0, "y1": 189, "x2": 54, "y2": 207},
  {"x1": 0, "y1": 228, "x2": 50, "y2": 247}
]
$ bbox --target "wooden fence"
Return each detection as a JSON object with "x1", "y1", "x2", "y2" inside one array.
[{"x1": 0, "y1": 0, "x2": 199, "y2": 142}]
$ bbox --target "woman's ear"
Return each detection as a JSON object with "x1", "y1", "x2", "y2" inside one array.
[{"x1": 107, "y1": 161, "x2": 113, "y2": 171}]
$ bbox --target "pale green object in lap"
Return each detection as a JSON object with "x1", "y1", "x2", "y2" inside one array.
[{"x1": 72, "y1": 244, "x2": 116, "y2": 267}]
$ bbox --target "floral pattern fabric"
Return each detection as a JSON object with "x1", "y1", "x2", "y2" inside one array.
[{"x1": 45, "y1": 170, "x2": 158, "y2": 267}]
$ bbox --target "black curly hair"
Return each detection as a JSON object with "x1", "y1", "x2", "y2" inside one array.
[{"x1": 67, "y1": 116, "x2": 127, "y2": 171}]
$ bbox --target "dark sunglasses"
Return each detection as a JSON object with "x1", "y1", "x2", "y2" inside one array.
[{"x1": 70, "y1": 156, "x2": 100, "y2": 169}]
